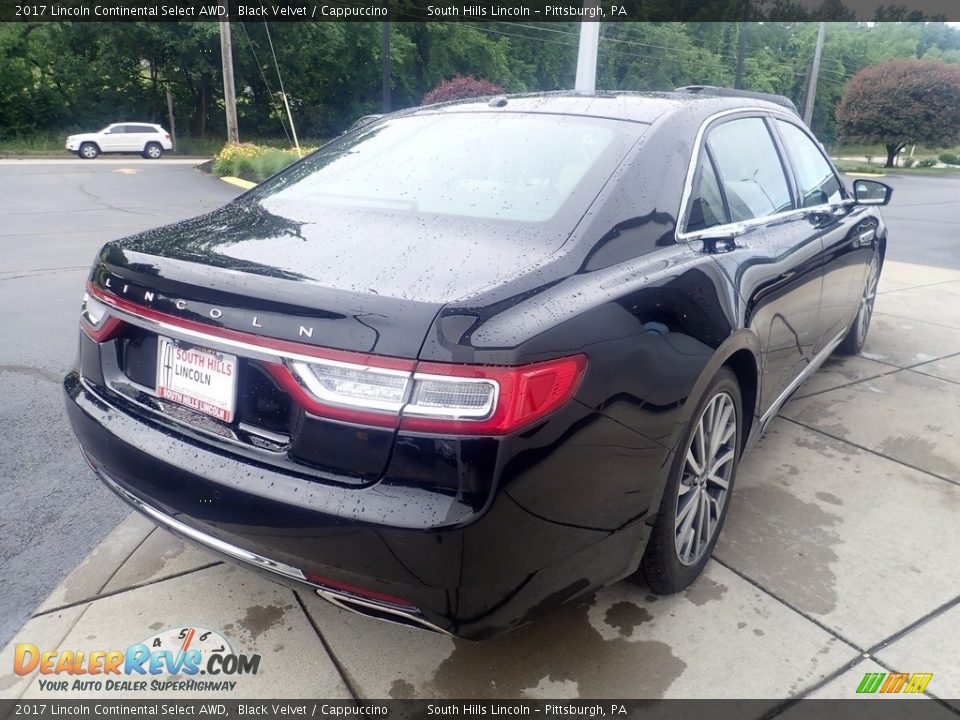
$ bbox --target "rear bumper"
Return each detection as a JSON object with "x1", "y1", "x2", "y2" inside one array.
[{"x1": 65, "y1": 371, "x2": 659, "y2": 638}]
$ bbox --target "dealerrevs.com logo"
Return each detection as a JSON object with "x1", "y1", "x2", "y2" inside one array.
[{"x1": 14, "y1": 626, "x2": 261, "y2": 693}]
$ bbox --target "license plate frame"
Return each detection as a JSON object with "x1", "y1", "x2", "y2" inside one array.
[{"x1": 156, "y1": 336, "x2": 238, "y2": 423}]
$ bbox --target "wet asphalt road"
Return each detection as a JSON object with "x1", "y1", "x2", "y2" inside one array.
[
  {"x1": 0, "y1": 162, "x2": 956, "y2": 649},
  {"x1": 0, "y1": 159, "x2": 240, "y2": 646},
  {"x1": 877, "y1": 172, "x2": 960, "y2": 269}
]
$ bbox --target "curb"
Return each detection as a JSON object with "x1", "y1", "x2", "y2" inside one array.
[
  {"x1": 220, "y1": 176, "x2": 257, "y2": 189},
  {"x1": 844, "y1": 171, "x2": 887, "y2": 178}
]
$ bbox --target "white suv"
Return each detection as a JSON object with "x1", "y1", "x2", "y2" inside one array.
[{"x1": 66, "y1": 123, "x2": 173, "y2": 160}]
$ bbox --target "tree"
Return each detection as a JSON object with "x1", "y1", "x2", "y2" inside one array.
[
  {"x1": 421, "y1": 75, "x2": 505, "y2": 105},
  {"x1": 836, "y1": 58, "x2": 960, "y2": 167}
]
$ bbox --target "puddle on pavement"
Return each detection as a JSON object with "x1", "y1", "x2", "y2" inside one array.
[{"x1": 416, "y1": 595, "x2": 686, "y2": 698}]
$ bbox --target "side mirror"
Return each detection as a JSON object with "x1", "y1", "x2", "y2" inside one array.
[{"x1": 853, "y1": 179, "x2": 892, "y2": 206}]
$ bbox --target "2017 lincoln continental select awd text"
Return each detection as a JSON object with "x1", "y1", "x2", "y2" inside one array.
[{"x1": 65, "y1": 90, "x2": 892, "y2": 638}]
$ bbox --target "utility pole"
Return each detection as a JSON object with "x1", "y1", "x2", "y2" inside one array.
[
  {"x1": 165, "y1": 86, "x2": 177, "y2": 153},
  {"x1": 574, "y1": 0, "x2": 601, "y2": 95},
  {"x1": 381, "y1": 14, "x2": 391, "y2": 112},
  {"x1": 219, "y1": 9, "x2": 239, "y2": 144},
  {"x1": 734, "y1": 22, "x2": 747, "y2": 89},
  {"x1": 802, "y1": 21, "x2": 826, "y2": 127}
]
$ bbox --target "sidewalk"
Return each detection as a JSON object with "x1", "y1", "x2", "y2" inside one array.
[{"x1": 3, "y1": 260, "x2": 960, "y2": 703}]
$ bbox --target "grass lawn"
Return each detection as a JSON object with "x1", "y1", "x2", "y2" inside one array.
[
  {"x1": 834, "y1": 158, "x2": 960, "y2": 175},
  {"x1": 830, "y1": 142, "x2": 960, "y2": 170}
]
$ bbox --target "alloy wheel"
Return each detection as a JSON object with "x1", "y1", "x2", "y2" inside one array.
[
  {"x1": 675, "y1": 391, "x2": 738, "y2": 566},
  {"x1": 146, "y1": 145, "x2": 161, "y2": 159},
  {"x1": 857, "y1": 256, "x2": 880, "y2": 344}
]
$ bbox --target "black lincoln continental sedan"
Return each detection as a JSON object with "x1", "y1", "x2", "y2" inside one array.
[{"x1": 65, "y1": 90, "x2": 891, "y2": 638}]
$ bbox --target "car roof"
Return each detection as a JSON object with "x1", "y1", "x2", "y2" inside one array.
[{"x1": 409, "y1": 90, "x2": 799, "y2": 126}]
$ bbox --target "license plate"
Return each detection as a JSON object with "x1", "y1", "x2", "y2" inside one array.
[{"x1": 156, "y1": 337, "x2": 238, "y2": 422}]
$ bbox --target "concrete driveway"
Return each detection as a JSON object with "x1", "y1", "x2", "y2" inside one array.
[{"x1": 1, "y1": 164, "x2": 959, "y2": 705}]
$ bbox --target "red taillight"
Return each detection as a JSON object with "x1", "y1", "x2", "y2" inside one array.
[
  {"x1": 80, "y1": 291, "x2": 125, "y2": 342},
  {"x1": 273, "y1": 355, "x2": 586, "y2": 435},
  {"x1": 263, "y1": 362, "x2": 402, "y2": 429},
  {"x1": 81, "y1": 316, "x2": 124, "y2": 342},
  {"x1": 85, "y1": 282, "x2": 586, "y2": 435},
  {"x1": 399, "y1": 355, "x2": 587, "y2": 435}
]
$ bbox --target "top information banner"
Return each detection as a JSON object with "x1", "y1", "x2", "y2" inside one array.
[{"x1": 1, "y1": 0, "x2": 958, "y2": 22}]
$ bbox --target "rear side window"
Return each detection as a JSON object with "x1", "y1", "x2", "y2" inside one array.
[
  {"x1": 775, "y1": 120, "x2": 843, "y2": 207},
  {"x1": 686, "y1": 153, "x2": 728, "y2": 232},
  {"x1": 707, "y1": 118, "x2": 793, "y2": 222},
  {"x1": 128, "y1": 125, "x2": 157, "y2": 134}
]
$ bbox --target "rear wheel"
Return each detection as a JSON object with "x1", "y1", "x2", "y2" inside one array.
[
  {"x1": 639, "y1": 367, "x2": 742, "y2": 594},
  {"x1": 143, "y1": 142, "x2": 163, "y2": 159},
  {"x1": 837, "y1": 253, "x2": 880, "y2": 355},
  {"x1": 79, "y1": 143, "x2": 99, "y2": 160}
]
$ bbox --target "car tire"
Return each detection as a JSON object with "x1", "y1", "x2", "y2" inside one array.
[
  {"x1": 143, "y1": 143, "x2": 163, "y2": 159},
  {"x1": 79, "y1": 143, "x2": 99, "y2": 160},
  {"x1": 638, "y1": 367, "x2": 742, "y2": 594},
  {"x1": 837, "y1": 253, "x2": 881, "y2": 356}
]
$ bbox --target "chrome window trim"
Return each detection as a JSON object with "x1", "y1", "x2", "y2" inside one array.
[
  {"x1": 675, "y1": 106, "x2": 841, "y2": 243},
  {"x1": 771, "y1": 115, "x2": 848, "y2": 211}
]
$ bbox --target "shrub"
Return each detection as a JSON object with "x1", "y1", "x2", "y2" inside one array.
[
  {"x1": 939, "y1": 152, "x2": 960, "y2": 165},
  {"x1": 213, "y1": 143, "x2": 315, "y2": 182},
  {"x1": 256, "y1": 148, "x2": 295, "y2": 178},
  {"x1": 900, "y1": 157, "x2": 916, "y2": 168},
  {"x1": 422, "y1": 75, "x2": 505, "y2": 105},
  {"x1": 916, "y1": 158, "x2": 937, "y2": 168}
]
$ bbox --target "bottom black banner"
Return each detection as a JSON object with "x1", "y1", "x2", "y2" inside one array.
[{"x1": 1, "y1": 700, "x2": 958, "y2": 720}]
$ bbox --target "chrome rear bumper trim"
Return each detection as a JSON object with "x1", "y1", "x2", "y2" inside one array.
[
  {"x1": 99, "y1": 468, "x2": 307, "y2": 582},
  {"x1": 95, "y1": 463, "x2": 453, "y2": 635}
]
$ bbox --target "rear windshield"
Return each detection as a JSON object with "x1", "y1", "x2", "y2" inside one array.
[{"x1": 252, "y1": 112, "x2": 646, "y2": 226}]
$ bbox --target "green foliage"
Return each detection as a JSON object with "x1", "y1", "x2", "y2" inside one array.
[
  {"x1": 900, "y1": 157, "x2": 916, "y2": 168},
  {"x1": 939, "y1": 152, "x2": 960, "y2": 165},
  {"x1": 916, "y1": 158, "x2": 937, "y2": 167},
  {"x1": 212, "y1": 142, "x2": 315, "y2": 182},
  {"x1": 2, "y1": 21, "x2": 960, "y2": 148},
  {"x1": 837, "y1": 58, "x2": 960, "y2": 166},
  {"x1": 832, "y1": 159, "x2": 882, "y2": 173}
]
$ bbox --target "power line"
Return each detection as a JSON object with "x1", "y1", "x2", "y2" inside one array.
[
  {"x1": 380, "y1": 13, "x2": 853, "y2": 88},
  {"x1": 237, "y1": 21, "x2": 291, "y2": 143},
  {"x1": 262, "y1": 21, "x2": 302, "y2": 155},
  {"x1": 492, "y1": 21, "x2": 853, "y2": 82}
]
